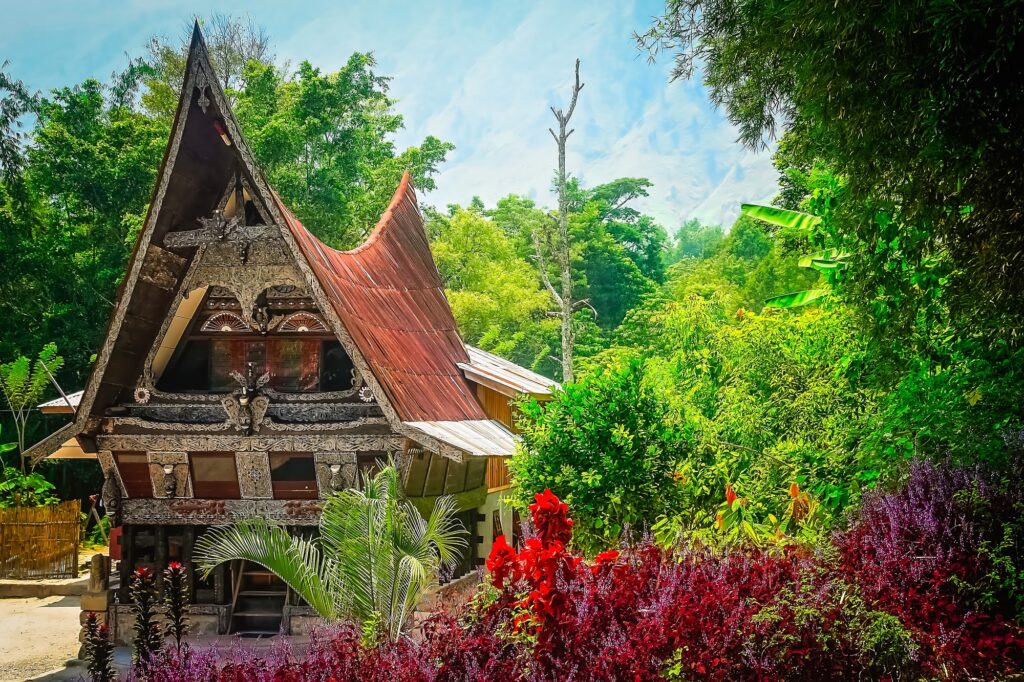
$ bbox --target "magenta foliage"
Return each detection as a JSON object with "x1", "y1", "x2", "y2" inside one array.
[
  {"x1": 132, "y1": 460, "x2": 1024, "y2": 681},
  {"x1": 836, "y1": 458, "x2": 1024, "y2": 677}
]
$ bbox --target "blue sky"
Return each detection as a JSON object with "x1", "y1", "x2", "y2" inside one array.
[{"x1": 1, "y1": 0, "x2": 779, "y2": 229}]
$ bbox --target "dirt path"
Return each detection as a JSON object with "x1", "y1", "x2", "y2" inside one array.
[{"x1": 0, "y1": 596, "x2": 80, "y2": 681}]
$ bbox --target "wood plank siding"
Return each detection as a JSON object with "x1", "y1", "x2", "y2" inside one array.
[{"x1": 475, "y1": 384, "x2": 518, "y2": 432}]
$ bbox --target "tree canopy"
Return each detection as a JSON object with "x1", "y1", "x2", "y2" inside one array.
[{"x1": 638, "y1": 0, "x2": 1024, "y2": 346}]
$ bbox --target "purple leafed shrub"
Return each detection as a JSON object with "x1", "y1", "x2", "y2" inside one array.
[{"x1": 836, "y1": 458, "x2": 1024, "y2": 677}]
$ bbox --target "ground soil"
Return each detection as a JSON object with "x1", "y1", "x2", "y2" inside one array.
[{"x1": 0, "y1": 595, "x2": 81, "y2": 681}]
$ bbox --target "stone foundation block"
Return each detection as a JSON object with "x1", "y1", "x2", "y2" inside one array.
[
  {"x1": 188, "y1": 614, "x2": 221, "y2": 637},
  {"x1": 80, "y1": 590, "x2": 110, "y2": 612},
  {"x1": 285, "y1": 606, "x2": 323, "y2": 636}
]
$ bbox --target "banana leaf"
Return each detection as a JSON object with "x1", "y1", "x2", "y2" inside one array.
[
  {"x1": 741, "y1": 203, "x2": 822, "y2": 232},
  {"x1": 797, "y1": 249, "x2": 850, "y2": 270},
  {"x1": 764, "y1": 289, "x2": 828, "y2": 309}
]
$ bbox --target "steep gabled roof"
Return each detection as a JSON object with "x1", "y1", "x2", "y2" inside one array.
[{"x1": 276, "y1": 179, "x2": 486, "y2": 422}]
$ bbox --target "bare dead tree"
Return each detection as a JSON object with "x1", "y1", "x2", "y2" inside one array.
[
  {"x1": 534, "y1": 59, "x2": 584, "y2": 383},
  {"x1": 153, "y1": 14, "x2": 273, "y2": 106}
]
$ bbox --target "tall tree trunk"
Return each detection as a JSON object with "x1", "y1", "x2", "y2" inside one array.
[{"x1": 536, "y1": 59, "x2": 584, "y2": 383}]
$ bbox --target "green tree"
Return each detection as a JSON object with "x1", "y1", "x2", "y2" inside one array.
[
  {"x1": 430, "y1": 206, "x2": 560, "y2": 377},
  {"x1": 0, "y1": 71, "x2": 165, "y2": 384},
  {"x1": 565, "y1": 177, "x2": 668, "y2": 330},
  {"x1": 509, "y1": 358, "x2": 687, "y2": 553},
  {"x1": 637, "y1": 1, "x2": 1024, "y2": 345},
  {"x1": 487, "y1": 194, "x2": 548, "y2": 256},
  {"x1": 194, "y1": 462, "x2": 466, "y2": 642},
  {"x1": 0, "y1": 62, "x2": 36, "y2": 190},
  {"x1": 669, "y1": 218, "x2": 724, "y2": 264}
]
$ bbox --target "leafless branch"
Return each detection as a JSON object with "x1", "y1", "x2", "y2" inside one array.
[
  {"x1": 572, "y1": 298, "x2": 598, "y2": 319},
  {"x1": 532, "y1": 229, "x2": 563, "y2": 307}
]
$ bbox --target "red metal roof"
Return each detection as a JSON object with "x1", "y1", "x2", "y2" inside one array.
[{"x1": 276, "y1": 173, "x2": 488, "y2": 422}]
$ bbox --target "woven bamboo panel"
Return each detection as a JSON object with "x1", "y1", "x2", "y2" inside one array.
[{"x1": 0, "y1": 500, "x2": 80, "y2": 579}]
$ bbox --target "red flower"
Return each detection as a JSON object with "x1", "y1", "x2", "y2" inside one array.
[
  {"x1": 725, "y1": 484, "x2": 737, "y2": 506},
  {"x1": 530, "y1": 488, "x2": 574, "y2": 545},
  {"x1": 592, "y1": 549, "x2": 620, "y2": 575},
  {"x1": 486, "y1": 534, "x2": 518, "y2": 588},
  {"x1": 789, "y1": 482, "x2": 800, "y2": 499}
]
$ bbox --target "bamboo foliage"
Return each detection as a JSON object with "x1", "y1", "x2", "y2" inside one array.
[{"x1": 0, "y1": 500, "x2": 80, "y2": 578}]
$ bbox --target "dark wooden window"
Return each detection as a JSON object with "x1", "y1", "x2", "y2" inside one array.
[
  {"x1": 160, "y1": 336, "x2": 352, "y2": 394},
  {"x1": 269, "y1": 454, "x2": 318, "y2": 499},
  {"x1": 189, "y1": 452, "x2": 240, "y2": 499},
  {"x1": 321, "y1": 340, "x2": 354, "y2": 390},
  {"x1": 114, "y1": 452, "x2": 153, "y2": 498},
  {"x1": 210, "y1": 339, "x2": 264, "y2": 391},
  {"x1": 266, "y1": 339, "x2": 319, "y2": 391}
]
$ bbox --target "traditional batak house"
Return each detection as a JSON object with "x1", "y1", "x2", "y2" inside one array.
[{"x1": 26, "y1": 25, "x2": 556, "y2": 639}]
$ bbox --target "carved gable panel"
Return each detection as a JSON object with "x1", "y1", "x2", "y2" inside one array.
[
  {"x1": 313, "y1": 452, "x2": 358, "y2": 498},
  {"x1": 147, "y1": 451, "x2": 192, "y2": 499},
  {"x1": 236, "y1": 451, "x2": 273, "y2": 499}
]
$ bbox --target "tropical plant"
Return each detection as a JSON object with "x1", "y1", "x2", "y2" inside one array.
[
  {"x1": 130, "y1": 567, "x2": 162, "y2": 679},
  {"x1": 739, "y1": 203, "x2": 848, "y2": 309},
  {"x1": 0, "y1": 343, "x2": 63, "y2": 471},
  {"x1": 83, "y1": 612, "x2": 116, "y2": 682},
  {"x1": 194, "y1": 461, "x2": 466, "y2": 641},
  {"x1": 163, "y1": 562, "x2": 190, "y2": 654},
  {"x1": 0, "y1": 466, "x2": 59, "y2": 507},
  {"x1": 0, "y1": 425, "x2": 17, "y2": 470}
]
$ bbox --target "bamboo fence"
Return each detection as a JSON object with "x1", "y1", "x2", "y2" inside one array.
[{"x1": 0, "y1": 500, "x2": 80, "y2": 579}]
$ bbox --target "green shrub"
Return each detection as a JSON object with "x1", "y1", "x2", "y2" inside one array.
[
  {"x1": 0, "y1": 466, "x2": 58, "y2": 507},
  {"x1": 509, "y1": 357, "x2": 686, "y2": 553}
]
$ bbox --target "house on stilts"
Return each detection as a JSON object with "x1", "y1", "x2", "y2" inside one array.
[{"x1": 26, "y1": 24, "x2": 556, "y2": 640}]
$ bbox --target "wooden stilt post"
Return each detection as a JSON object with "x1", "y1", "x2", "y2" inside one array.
[
  {"x1": 119, "y1": 525, "x2": 134, "y2": 603},
  {"x1": 182, "y1": 525, "x2": 196, "y2": 603}
]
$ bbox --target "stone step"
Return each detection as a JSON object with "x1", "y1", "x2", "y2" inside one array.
[
  {"x1": 233, "y1": 609, "x2": 284, "y2": 617},
  {"x1": 239, "y1": 589, "x2": 286, "y2": 597}
]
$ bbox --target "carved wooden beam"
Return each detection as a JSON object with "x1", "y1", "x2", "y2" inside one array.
[
  {"x1": 122, "y1": 498, "x2": 324, "y2": 526},
  {"x1": 164, "y1": 212, "x2": 278, "y2": 250}
]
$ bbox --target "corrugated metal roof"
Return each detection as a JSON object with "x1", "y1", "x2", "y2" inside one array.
[
  {"x1": 38, "y1": 390, "x2": 83, "y2": 413},
  {"x1": 278, "y1": 176, "x2": 488, "y2": 423},
  {"x1": 405, "y1": 419, "x2": 518, "y2": 457},
  {"x1": 459, "y1": 346, "x2": 559, "y2": 398}
]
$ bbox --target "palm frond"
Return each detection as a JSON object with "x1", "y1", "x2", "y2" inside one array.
[
  {"x1": 193, "y1": 460, "x2": 469, "y2": 641},
  {"x1": 193, "y1": 519, "x2": 336, "y2": 618}
]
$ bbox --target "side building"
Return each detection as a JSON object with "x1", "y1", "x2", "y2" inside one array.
[{"x1": 27, "y1": 25, "x2": 556, "y2": 639}]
